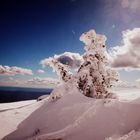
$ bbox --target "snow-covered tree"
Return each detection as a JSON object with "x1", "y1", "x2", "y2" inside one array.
[
  {"x1": 41, "y1": 57, "x2": 72, "y2": 82},
  {"x1": 44, "y1": 29, "x2": 119, "y2": 99},
  {"x1": 76, "y1": 30, "x2": 119, "y2": 98}
]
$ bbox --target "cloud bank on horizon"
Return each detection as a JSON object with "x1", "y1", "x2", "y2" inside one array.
[
  {"x1": 0, "y1": 77, "x2": 60, "y2": 88},
  {"x1": 26, "y1": 77, "x2": 60, "y2": 88}
]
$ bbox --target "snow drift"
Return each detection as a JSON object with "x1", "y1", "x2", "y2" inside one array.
[{"x1": 2, "y1": 86, "x2": 140, "y2": 140}]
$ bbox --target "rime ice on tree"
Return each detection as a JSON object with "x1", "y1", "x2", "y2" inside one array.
[
  {"x1": 41, "y1": 57, "x2": 72, "y2": 82},
  {"x1": 76, "y1": 30, "x2": 119, "y2": 98}
]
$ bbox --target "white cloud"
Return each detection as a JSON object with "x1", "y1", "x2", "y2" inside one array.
[
  {"x1": 0, "y1": 77, "x2": 26, "y2": 87},
  {"x1": 110, "y1": 28, "x2": 140, "y2": 70},
  {"x1": 37, "y1": 69, "x2": 45, "y2": 74},
  {"x1": 40, "y1": 52, "x2": 83, "y2": 69},
  {"x1": 26, "y1": 77, "x2": 60, "y2": 88},
  {"x1": 0, "y1": 65, "x2": 33, "y2": 76}
]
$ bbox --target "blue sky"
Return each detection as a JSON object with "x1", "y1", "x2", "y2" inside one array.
[{"x1": 0, "y1": 0, "x2": 140, "y2": 87}]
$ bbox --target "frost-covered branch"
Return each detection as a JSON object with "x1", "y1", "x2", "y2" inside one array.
[{"x1": 41, "y1": 57, "x2": 72, "y2": 82}]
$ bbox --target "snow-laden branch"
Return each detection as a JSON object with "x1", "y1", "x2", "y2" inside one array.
[{"x1": 41, "y1": 57, "x2": 72, "y2": 82}]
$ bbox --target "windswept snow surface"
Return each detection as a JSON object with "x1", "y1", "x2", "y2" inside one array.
[
  {"x1": 0, "y1": 100, "x2": 43, "y2": 139},
  {"x1": 0, "y1": 100, "x2": 36, "y2": 111},
  {"x1": 1, "y1": 87, "x2": 140, "y2": 140}
]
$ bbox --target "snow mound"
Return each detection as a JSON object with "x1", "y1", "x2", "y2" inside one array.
[{"x1": 2, "y1": 86, "x2": 140, "y2": 140}]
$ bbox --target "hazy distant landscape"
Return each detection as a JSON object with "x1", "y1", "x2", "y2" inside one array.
[{"x1": 0, "y1": 87, "x2": 52, "y2": 103}]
